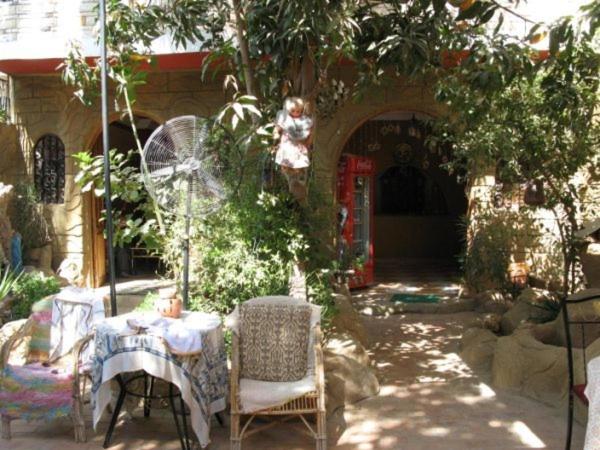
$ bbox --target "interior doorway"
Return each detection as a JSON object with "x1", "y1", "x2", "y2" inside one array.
[
  {"x1": 339, "y1": 111, "x2": 468, "y2": 284},
  {"x1": 89, "y1": 115, "x2": 160, "y2": 287}
]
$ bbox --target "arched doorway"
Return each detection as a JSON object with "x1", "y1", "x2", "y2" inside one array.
[
  {"x1": 338, "y1": 110, "x2": 468, "y2": 285},
  {"x1": 89, "y1": 115, "x2": 160, "y2": 287}
]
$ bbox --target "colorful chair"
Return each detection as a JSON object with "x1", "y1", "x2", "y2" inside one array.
[{"x1": 0, "y1": 296, "x2": 93, "y2": 442}]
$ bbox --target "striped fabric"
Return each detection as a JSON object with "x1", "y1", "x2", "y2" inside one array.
[
  {"x1": 0, "y1": 363, "x2": 73, "y2": 421},
  {"x1": 26, "y1": 298, "x2": 54, "y2": 363}
]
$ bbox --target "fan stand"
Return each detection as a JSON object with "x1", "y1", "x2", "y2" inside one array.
[{"x1": 182, "y1": 174, "x2": 193, "y2": 310}]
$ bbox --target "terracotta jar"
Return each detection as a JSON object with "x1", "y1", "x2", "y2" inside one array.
[{"x1": 154, "y1": 288, "x2": 182, "y2": 319}]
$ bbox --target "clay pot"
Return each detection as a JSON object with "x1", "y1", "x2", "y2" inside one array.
[{"x1": 154, "y1": 288, "x2": 182, "y2": 318}]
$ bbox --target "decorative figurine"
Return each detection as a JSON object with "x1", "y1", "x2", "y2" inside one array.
[
  {"x1": 154, "y1": 287, "x2": 182, "y2": 319},
  {"x1": 274, "y1": 97, "x2": 313, "y2": 198},
  {"x1": 10, "y1": 232, "x2": 22, "y2": 273}
]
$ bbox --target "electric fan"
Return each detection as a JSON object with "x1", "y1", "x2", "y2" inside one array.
[{"x1": 141, "y1": 115, "x2": 226, "y2": 308}]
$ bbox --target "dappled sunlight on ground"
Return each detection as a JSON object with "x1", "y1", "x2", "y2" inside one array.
[{"x1": 333, "y1": 309, "x2": 585, "y2": 449}]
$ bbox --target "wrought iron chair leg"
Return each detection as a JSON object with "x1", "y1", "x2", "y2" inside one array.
[{"x1": 103, "y1": 375, "x2": 127, "y2": 448}]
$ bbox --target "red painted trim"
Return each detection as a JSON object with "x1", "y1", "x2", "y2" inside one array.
[
  {"x1": 0, "y1": 49, "x2": 551, "y2": 75},
  {"x1": 0, "y1": 51, "x2": 211, "y2": 75}
]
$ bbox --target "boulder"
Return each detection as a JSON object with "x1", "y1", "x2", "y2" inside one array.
[
  {"x1": 500, "y1": 302, "x2": 537, "y2": 335},
  {"x1": 500, "y1": 288, "x2": 559, "y2": 334},
  {"x1": 460, "y1": 327, "x2": 498, "y2": 373},
  {"x1": 0, "y1": 318, "x2": 30, "y2": 365},
  {"x1": 581, "y1": 242, "x2": 600, "y2": 288},
  {"x1": 26, "y1": 244, "x2": 53, "y2": 274},
  {"x1": 330, "y1": 291, "x2": 369, "y2": 346},
  {"x1": 324, "y1": 351, "x2": 379, "y2": 414},
  {"x1": 491, "y1": 328, "x2": 585, "y2": 407},
  {"x1": 474, "y1": 290, "x2": 513, "y2": 314},
  {"x1": 555, "y1": 288, "x2": 600, "y2": 348},
  {"x1": 325, "y1": 331, "x2": 371, "y2": 367}
]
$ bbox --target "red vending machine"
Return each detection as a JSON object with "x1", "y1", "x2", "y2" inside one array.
[{"x1": 337, "y1": 154, "x2": 375, "y2": 289}]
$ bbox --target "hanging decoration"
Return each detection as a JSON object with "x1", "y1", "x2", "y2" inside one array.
[
  {"x1": 407, "y1": 114, "x2": 422, "y2": 139},
  {"x1": 523, "y1": 179, "x2": 545, "y2": 206}
]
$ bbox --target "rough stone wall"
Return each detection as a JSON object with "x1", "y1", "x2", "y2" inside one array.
[{"x1": 4, "y1": 71, "x2": 228, "y2": 281}]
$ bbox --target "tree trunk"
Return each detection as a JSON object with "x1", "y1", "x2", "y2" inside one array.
[{"x1": 231, "y1": 0, "x2": 256, "y2": 97}]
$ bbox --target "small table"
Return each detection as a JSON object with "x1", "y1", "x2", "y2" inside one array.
[{"x1": 91, "y1": 311, "x2": 228, "y2": 449}]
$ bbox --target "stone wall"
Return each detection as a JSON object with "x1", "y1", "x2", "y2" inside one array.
[{"x1": 3, "y1": 71, "x2": 228, "y2": 283}]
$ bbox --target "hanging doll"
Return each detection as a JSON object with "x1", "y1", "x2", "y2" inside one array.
[{"x1": 274, "y1": 97, "x2": 313, "y2": 199}]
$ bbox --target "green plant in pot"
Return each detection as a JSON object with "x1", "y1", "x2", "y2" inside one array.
[{"x1": 0, "y1": 267, "x2": 22, "y2": 318}]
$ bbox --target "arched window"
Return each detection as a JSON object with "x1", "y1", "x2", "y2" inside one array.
[{"x1": 34, "y1": 134, "x2": 65, "y2": 204}]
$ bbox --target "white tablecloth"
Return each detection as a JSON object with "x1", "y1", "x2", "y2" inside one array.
[
  {"x1": 585, "y1": 357, "x2": 600, "y2": 449},
  {"x1": 50, "y1": 287, "x2": 105, "y2": 362},
  {"x1": 91, "y1": 311, "x2": 228, "y2": 448}
]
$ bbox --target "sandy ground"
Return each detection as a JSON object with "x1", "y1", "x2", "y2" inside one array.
[{"x1": 1, "y1": 309, "x2": 585, "y2": 450}]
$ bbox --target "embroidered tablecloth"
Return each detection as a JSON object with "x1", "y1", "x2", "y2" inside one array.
[{"x1": 91, "y1": 311, "x2": 228, "y2": 448}]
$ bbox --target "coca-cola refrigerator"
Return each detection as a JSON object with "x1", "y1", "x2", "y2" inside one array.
[{"x1": 337, "y1": 154, "x2": 375, "y2": 289}]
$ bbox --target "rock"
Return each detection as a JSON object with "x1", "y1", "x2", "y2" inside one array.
[
  {"x1": 460, "y1": 328, "x2": 498, "y2": 373},
  {"x1": 325, "y1": 331, "x2": 371, "y2": 367},
  {"x1": 518, "y1": 287, "x2": 556, "y2": 305},
  {"x1": 491, "y1": 328, "x2": 585, "y2": 407},
  {"x1": 474, "y1": 290, "x2": 513, "y2": 314},
  {"x1": 501, "y1": 302, "x2": 536, "y2": 335},
  {"x1": 324, "y1": 351, "x2": 379, "y2": 412},
  {"x1": 556, "y1": 288, "x2": 600, "y2": 348},
  {"x1": 0, "y1": 318, "x2": 30, "y2": 365},
  {"x1": 581, "y1": 243, "x2": 600, "y2": 288},
  {"x1": 500, "y1": 288, "x2": 560, "y2": 334},
  {"x1": 27, "y1": 244, "x2": 53, "y2": 274},
  {"x1": 330, "y1": 291, "x2": 369, "y2": 346}
]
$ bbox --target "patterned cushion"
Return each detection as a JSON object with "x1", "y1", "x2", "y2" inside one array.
[
  {"x1": 240, "y1": 303, "x2": 311, "y2": 382},
  {"x1": 26, "y1": 297, "x2": 54, "y2": 363}
]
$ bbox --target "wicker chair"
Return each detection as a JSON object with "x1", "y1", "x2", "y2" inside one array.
[
  {"x1": 228, "y1": 296, "x2": 326, "y2": 450},
  {"x1": 0, "y1": 315, "x2": 93, "y2": 442}
]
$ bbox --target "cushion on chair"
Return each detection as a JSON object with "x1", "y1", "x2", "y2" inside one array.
[
  {"x1": 240, "y1": 303, "x2": 312, "y2": 382},
  {"x1": 0, "y1": 363, "x2": 73, "y2": 421}
]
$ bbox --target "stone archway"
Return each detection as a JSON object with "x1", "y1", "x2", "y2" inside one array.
[{"x1": 341, "y1": 110, "x2": 467, "y2": 280}]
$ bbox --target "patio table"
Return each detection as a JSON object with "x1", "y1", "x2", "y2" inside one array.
[{"x1": 91, "y1": 311, "x2": 228, "y2": 448}]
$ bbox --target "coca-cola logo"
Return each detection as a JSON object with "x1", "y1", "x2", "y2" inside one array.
[{"x1": 355, "y1": 159, "x2": 372, "y2": 171}]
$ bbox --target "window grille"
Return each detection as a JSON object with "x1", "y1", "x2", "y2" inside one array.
[{"x1": 34, "y1": 134, "x2": 65, "y2": 204}]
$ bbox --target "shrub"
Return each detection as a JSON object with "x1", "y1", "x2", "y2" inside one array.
[
  {"x1": 11, "y1": 272, "x2": 60, "y2": 320},
  {"x1": 462, "y1": 209, "x2": 542, "y2": 292}
]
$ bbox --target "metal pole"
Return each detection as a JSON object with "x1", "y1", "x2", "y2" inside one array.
[
  {"x1": 100, "y1": 0, "x2": 118, "y2": 316},
  {"x1": 182, "y1": 176, "x2": 193, "y2": 310}
]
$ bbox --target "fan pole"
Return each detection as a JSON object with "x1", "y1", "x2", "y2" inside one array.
[
  {"x1": 182, "y1": 175, "x2": 193, "y2": 309},
  {"x1": 100, "y1": 0, "x2": 118, "y2": 316}
]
